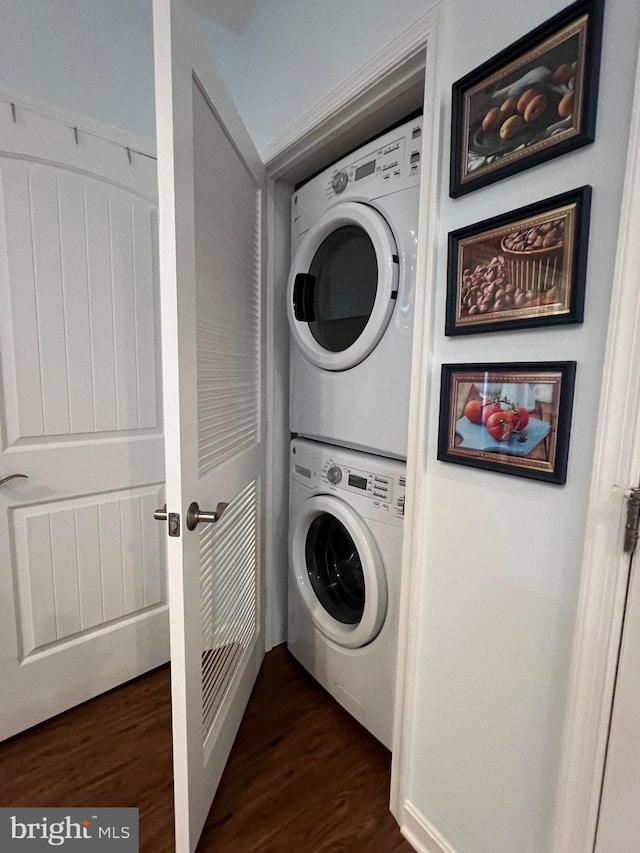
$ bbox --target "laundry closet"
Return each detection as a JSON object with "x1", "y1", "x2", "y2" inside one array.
[{"x1": 2, "y1": 0, "x2": 639, "y2": 850}]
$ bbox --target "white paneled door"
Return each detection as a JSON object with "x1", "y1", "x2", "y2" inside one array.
[
  {"x1": 153, "y1": 0, "x2": 266, "y2": 850},
  {"x1": 0, "y1": 106, "x2": 168, "y2": 741}
]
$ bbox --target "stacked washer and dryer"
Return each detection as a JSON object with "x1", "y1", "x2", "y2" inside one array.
[{"x1": 286, "y1": 116, "x2": 422, "y2": 749}]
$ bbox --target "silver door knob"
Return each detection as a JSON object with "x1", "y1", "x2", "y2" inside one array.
[
  {"x1": 153, "y1": 504, "x2": 168, "y2": 521},
  {"x1": 186, "y1": 501, "x2": 229, "y2": 531},
  {"x1": 0, "y1": 473, "x2": 28, "y2": 486}
]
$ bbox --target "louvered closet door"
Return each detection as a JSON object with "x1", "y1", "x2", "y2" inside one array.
[{"x1": 153, "y1": 1, "x2": 266, "y2": 850}]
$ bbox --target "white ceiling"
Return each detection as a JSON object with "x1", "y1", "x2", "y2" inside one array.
[{"x1": 189, "y1": 0, "x2": 260, "y2": 31}]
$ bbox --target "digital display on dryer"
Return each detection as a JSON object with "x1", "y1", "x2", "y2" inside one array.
[
  {"x1": 348, "y1": 474, "x2": 368, "y2": 490},
  {"x1": 355, "y1": 160, "x2": 376, "y2": 181}
]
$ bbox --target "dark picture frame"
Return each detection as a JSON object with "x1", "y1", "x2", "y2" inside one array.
[
  {"x1": 449, "y1": 0, "x2": 604, "y2": 197},
  {"x1": 437, "y1": 362, "x2": 576, "y2": 484},
  {"x1": 445, "y1": 186, "x2": 591, "y2": 335}
]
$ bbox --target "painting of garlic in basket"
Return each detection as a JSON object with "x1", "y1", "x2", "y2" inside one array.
[{"x1": 445, "y1": 187, "x2": 592, "y2": 336}]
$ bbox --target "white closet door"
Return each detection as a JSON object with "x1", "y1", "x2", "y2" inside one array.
[
  {"x1": 153, "y1": 0, "x2": 266, "y2": 850},
  {"x1": 0, "y1": 106, "x2": 168, "y2": 741}
]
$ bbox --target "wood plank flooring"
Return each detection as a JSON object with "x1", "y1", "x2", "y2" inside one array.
[{"x1": 0, "y1": 644, "x2": 413, "y2": 852}]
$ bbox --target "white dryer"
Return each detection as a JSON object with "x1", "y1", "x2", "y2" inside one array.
[
  {"x1": 288, "y1": 116, "x2": 422, "y2": 460},
  {"x1": 288, "y1": 438, "x2": 406, "y2": 749}
]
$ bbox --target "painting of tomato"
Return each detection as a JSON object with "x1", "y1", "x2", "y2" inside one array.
[
  {"x1": 513, "y1": 407, "x2": 530, "y2": 430},
  {"x1": 438, "y1": 362, "x2": 577, "y2": 485},
  {"x1": 462, "y1": 400, "x2": 483, "y2": 424},
  {"x1": 485, "y1": 409, "x2": 516, "y2": 441},
  {"x1": 481, "y1": 401, "x2": 502, "y2": 424}
]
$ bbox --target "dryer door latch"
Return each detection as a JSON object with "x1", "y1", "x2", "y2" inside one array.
[{"x1": 293, "y1": 273, "x2": 316, "y2": 322}]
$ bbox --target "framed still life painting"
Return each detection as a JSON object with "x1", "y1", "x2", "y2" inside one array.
[
  {"x1": 445, "y1": 187, "x2": 591, "y2": 335},
  {"x1": 437, "y1": 362, "x2": 577, "y2": 484},
  {"x1": 449, "y1": 0, "x2": 604, "y2": 196}
]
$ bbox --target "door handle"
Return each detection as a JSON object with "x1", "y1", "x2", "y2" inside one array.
[
  {"x1": 154, "y1": 504, "x2": 168, "y2": 521},
  {"x1": 0, "y1": 473, "x2": 28, "y2": 486},
  {"x1": 292, "y1": 273, "x2": 316, "y2": 322},
  {"x1": 186, "y1": 501, "x2": 229, "y2": 531}
]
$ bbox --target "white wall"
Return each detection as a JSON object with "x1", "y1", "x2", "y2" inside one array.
[
  {"x1": 407, "y1": 5, "x2": 640, "y2": 851},
  {"x1": 202, "y1": 2, "x2": 640, "y2": 852},
  {"x1": 200, "y1": 0, "x2": 429, "y2": 156},
  {"x1": 0, "y1": 0, "x2": 155, "y2": 139}
]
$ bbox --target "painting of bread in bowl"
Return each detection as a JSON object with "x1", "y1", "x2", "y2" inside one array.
[{"x1": 450, "y1": 0, "x2": 604, "y2": 196}]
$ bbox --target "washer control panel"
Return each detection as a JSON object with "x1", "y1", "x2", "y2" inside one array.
[
  {"x1": 291, "y1": 439, "x2": 406, "y2": 522},
  {"x1": 320, "y1": 459, "x2": 405, "y2": 519}
]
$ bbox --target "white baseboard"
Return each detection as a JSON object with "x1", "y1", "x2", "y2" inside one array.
[{"x1": 401, "y1": 801, "x2": 458, "y2": 853}]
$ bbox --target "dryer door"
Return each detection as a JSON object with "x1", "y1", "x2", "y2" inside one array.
[
  {"x1": 287, "y1": 202, "x2": 399, "y2": 371},
  {"x1": 290, "y1": 493, "x2": 388, "y2": 648}
]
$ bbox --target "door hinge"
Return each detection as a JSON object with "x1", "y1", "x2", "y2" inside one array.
[{"x1": 624, "y1": 487, "x2": 640, "y2": 554}]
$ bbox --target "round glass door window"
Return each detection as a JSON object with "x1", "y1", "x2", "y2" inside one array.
[
  {"x1": 287, "y1": 201, "x2": 398, "y2": 371},
  {"x1": 308, "y1": 225, "x2": 378, "y2": 353},
  {"x1": 304, "y1": 511, "x2": 365, "y2": 625}
]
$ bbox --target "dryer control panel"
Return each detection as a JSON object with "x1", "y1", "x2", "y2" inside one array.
[
  {"x1": 292, "y1": 115, "x2": 423, "y2": 242},
  {"x1": 325, "y1": 128, "x2": 421, "y2": 201}
]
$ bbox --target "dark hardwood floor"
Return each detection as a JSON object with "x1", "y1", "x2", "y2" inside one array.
[{"x1": 0, "y1": 644, "x2": 412, "y2": 852}]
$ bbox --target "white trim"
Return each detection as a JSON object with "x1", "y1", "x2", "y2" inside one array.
[
  {"x1": 264, "y1": 177, "x2": 293, "y2": 651},
  {"x1": 551, "y1": 38, "x2": 640, "y2": 853},
  {"x1": 264, "y1": 6, "x2": 440, "y2": 181},
  {"x1": 390, "y1": 4, "x2": 442, "y2": 821},
  {"x1": 264, "y1": 176, "x2": 279, "y2": 652},
  {"x1": 0, "y1": 85, "x2": 156, "y2": 159},
  {"x1": 401, "y1": 800, "x2": 459, "y2": 853}
]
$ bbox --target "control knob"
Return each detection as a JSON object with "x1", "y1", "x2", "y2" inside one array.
[
  {"x1": 331, "y1": 171, "x2": 348, "y2": 194},
  {"x1": 327, "y1": 465, "x2": 342, "y2": 485}
]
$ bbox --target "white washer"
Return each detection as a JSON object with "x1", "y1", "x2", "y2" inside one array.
[
  {"x1": 288, "y1": 116, "x2": 422, "y2": 460},
  {"x1": 288, "y1": 438, "x2": 406, "y2": 749}
]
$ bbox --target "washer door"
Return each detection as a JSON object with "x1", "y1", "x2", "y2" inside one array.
[
  {"x1": 287, "y1": 202, "x2": 399, "y2": 371},
  {"x1": 290, "y1": 494, "x2": 388, "y2": 648}
]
